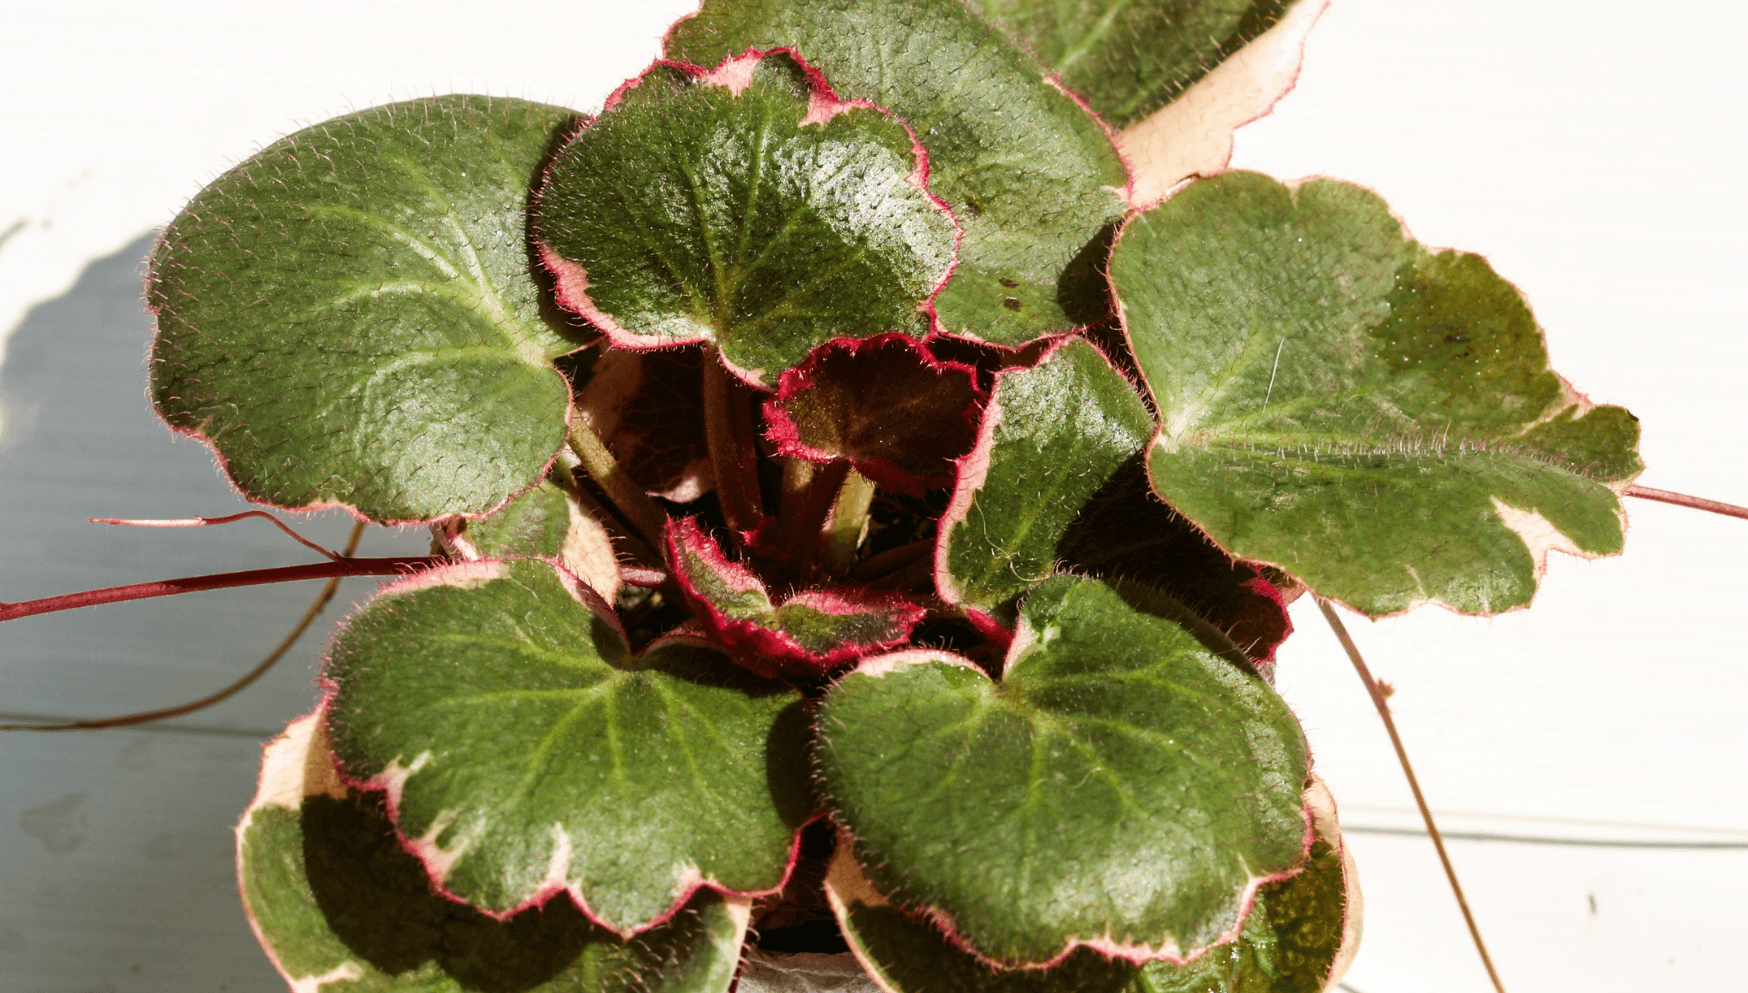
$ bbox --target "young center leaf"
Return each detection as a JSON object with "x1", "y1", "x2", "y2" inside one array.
[
  {"x1": 936, "y1": 337, "x2": 1154, "y2": 616},
  {"x1": 815, "y1": 575, "x2": 1311, "y2": 966},
  {"x1": 323, "y1": 560, "x2": 811, "y2": 933},
  {"x1": 666, "y1": 0, "x2": 1129, "y2": 343},
  {"x1": 764, "y1": 333, "x2": 984, "y2": 495},
  {"x1": 149, "y1": 95, "x2": 583, "y2": 523},
  {"x1": 821, "y1": 778, "x2": 1358, "y2": 993},
  {"x1": 973, "y1": 0, "x2": 1306, "y2": 130},
  {"x1": 534, "y1": 53, "x2": 956, "y2": 388},
  {"x1": 667, "y1": 517, "x2": 926, "y2": 677},
  {"x1": 1113, "y1": 172, "x2": 1643, "y2": 617},
  {"x1": 238, "y1": 711, "x2": 750, "y2": 993}
]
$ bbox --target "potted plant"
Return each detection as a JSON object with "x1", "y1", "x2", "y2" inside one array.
[{"x1": 6, "y1": 1, "x2": 1741, "y2": 990}]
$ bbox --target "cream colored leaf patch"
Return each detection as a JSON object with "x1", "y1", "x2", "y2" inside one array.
[{"x1": 1119, "y1": 0, "x2": 1329, "y2": 207}]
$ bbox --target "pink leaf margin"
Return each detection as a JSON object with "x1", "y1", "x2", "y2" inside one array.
[
  {"x1": 146, "y1": 234, "x2": 582, "y2": 530},
  {"x1": 1112, "y1": 176, "x2": 1642, "y2": 622},
  {"x1": 823, "y1": 770, "x2": 1350, "y2": 982},
  {"x1": 533, "y1": 48, "x2": 964, "y2": 389},
  {"x1": 818, "y1": 641, "x2": 1321, "y2": 970},
  {"x1": 666, "y1": 516, "x2": 925, "y2": 677},
  {"x1": 931, "y1": 335, "x2": 1143, "y2": 627},
  {"x1": 312, "y1": 557, "x2": 809, "y2": 938},
  {"x1": 762, "y1": 332, "x2": 985, "y2": 496}
]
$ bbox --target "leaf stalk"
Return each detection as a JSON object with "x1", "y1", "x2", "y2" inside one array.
[
  {"x1": 1, "y1": 521, "x2": 370, "y2": 731},
  {"x1": 1624, "y1": 484, "x2": 1748, "y2": 521},
  {"x1": 0, "y1": 556, "x2": 436, "y2": 624},
  {"x1": 1317, "y1": 596, "x2": 1508, "y2": 993},
  {"x1": 565, "y1": 411, "x2": 671, "y2": 544},
  {"x1": 821, "y1": 468, "x2": 877, "y2": 576}
]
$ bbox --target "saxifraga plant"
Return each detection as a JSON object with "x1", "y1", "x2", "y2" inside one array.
[{"x1": 6, "y1": 1, "x2": 1743, "y2": 991}]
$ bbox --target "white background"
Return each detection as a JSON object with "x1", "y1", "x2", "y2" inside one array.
[{"x1": 2, "y1": 2, "x2": 1745, "y2": 991}]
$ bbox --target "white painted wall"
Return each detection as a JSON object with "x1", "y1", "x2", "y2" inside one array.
[{"x1": 2, "y1": 2, "x2": 1743, "y2": 990}]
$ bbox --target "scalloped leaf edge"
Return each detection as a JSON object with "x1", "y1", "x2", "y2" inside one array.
[
  {"x1": 237, "y1": 706, "x2": 759, "y2": 991},
  {"x1": 317, "y1": 558, "x2": 806, "y2": 937},
  {"x1": 667, "y1": 517, "x2": 926, "y2": 675},
  {"x1": 820, "y1": 773, "x2": 1358, "y2": 991},
  {"x1": 535, "y1": 48, "x2": 963, "y2": 389},
  {"x1": 818, "y1": 643, "x2": 1314, "y2": 969},
  {"x1": 763, "y1": 332, "x2": 985, "y2": 495},
  {"x1": 149, "y1": 357, "x2": 579, "y2": 528},
  {"x1": 1117, "y1": 173, "x2": 1641, "y2": 620},
  {"x1": 932, "y1": 334, "x2": 1150, "y2": 619}
]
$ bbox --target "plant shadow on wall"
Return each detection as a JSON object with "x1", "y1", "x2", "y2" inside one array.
[{"x1": 6, "y1": 2, "x2": 1744, "y2": 992}]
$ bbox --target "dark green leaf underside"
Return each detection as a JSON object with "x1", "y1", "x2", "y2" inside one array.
[
  {"x1": 537, "y1": 56, "x2": 954, "y2": 386},
  {"x1": 818, "y1": 576, "x2": 1309, "y2": 964},
  {"x1": 1114, "y1": 172, "x2": 1641, "y2": 616},
  {"x1": 150, "y1": 95, "x2": 581, "y2": 522},
  {"x1": 324, "y1": 560, "x2": 808, "y2": 930},
  {"x1": 667, "y1": 0, "x2": 1128, "y2": 343},
  {"x1": 241, "y1": 793, "x2": 746, "y2": 993},
  {"x1": 976, "y1": 0, "x2": 1301, "y2": 129},
  {"x1": 579, "y1": 348, "x2": 714, "y2": 501},
  {"x1": 941, "y1": 338, "x2": 1153, "y2": 612}
]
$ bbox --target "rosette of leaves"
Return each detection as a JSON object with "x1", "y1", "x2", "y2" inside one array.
[{"x1": 141, "y1": 0, "x2": 1645, "y2": 989}]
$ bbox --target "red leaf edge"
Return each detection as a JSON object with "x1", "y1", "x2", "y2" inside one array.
[
  {"x1": 534, "y1": 49, "x2": 963, "y2": 389},
  {"x1": 819, "y1": 641, "x2": 1316, "y2": 969},
  {"x1": 931, "y1": 335, "x2": 1138, "y2": 612},
  {"x1": 317, "y1": 557, "x2": 807, "y2": 938},
  {"x1": 667, "y1": 517, "x2": 926, "y2": 676},
  {"x1": 762, "y1": 332, "x2": 984, "y2": 496}
]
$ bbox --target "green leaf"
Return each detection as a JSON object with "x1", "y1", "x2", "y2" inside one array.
[
  {"x1": 1055, "y1": 455, "x2": 1291, "y2": 669},
  {"x1": 815, "y1": 575, "x2": 1310, "y2": 966},
  {"x1": 667, "y1": 0, "x2": 1129, "y2": 343},
  {"x1": 447, "y1": 476, "x2": 624, "y2": 603},
  {"x1": 974, "y1": 0, "x2": 1303, "y2": 129},
  {"x1": 936, "y1": 338, "x2": 1153, "y2": 614},
  {"x1": 324, "y1": 560, "x2": 811, "y2": 932},
  {"x1": 238, "y1": 712, "x2": 749, "y2": 993},
  {"x1": 149, "y1": 95, "x2": 582, "y2": 522},
  {"x1": 534, "y1": 54, "x2": 956, "y2": 387},
  {"x1": 667, "y1": 517, "x2": 925, "y2": 676},
  {"x1": 453, "y1": 478, "x2": 575, "y2": 559},
  {"x1": 823, "y1": 778, "x2": 1355, "y2": 993},
  {"x1": 1112, "y1": 172, "x2": 1642, "y2": 616}
]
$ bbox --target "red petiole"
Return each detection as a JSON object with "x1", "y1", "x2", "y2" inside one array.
[{"x1": 0, "y1": 556, "x2": 439, "y2": 624}]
